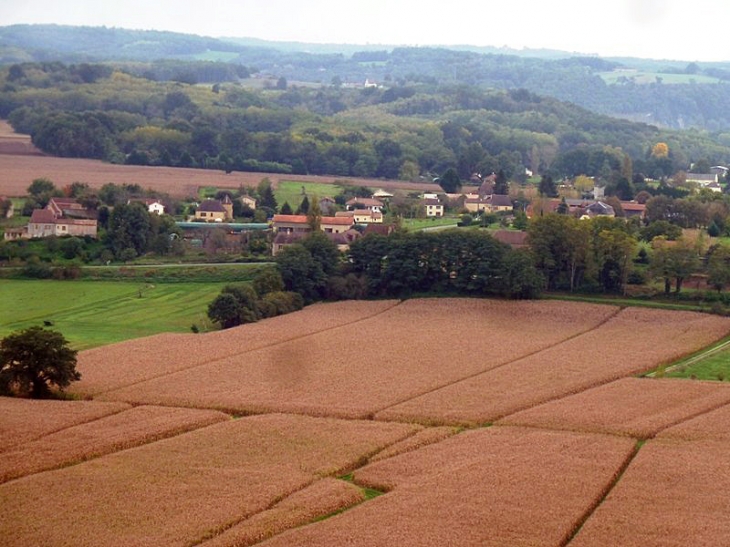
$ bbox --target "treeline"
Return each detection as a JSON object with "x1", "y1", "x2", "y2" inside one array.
[{"x1": 3, "y1": 62, "x2": 730, "y2": 184}]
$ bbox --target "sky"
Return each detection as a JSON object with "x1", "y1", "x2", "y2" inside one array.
[{"x1": 1, "y1": 0, "x2": 728, "y2": 63}]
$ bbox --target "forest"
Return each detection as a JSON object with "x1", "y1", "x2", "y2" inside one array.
[
  {"x1": 4, "y1": 24, "x2": 730, "y2": 131},
  {"x1": 2, "y1": 60, "x2": 730, "y2": 186}
]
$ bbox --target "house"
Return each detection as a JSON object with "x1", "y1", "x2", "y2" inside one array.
[
  {"x1": 47, "y1": 197, "x2": 97, "y2": 220},
  {"x1": 620, "y1": 202, "x2": 647, "y2": 220},
  {"x1": 319, "y1": 196, "x2": 336, "y2": 215},
  {"x1": 685, "y1": 173, "x2": 718, "y2": 187},
  {"x1": 195, "y1": 197, "x2": 233, "y2": 222},
  {"x1": 272, "y1": 214, "x2": 354, "y2": 234},
  {"x1": 270, "y1": 214, "x2": 357, "y2": 255},
  {"x1": 346, "y1": 197, "x2": 384, "y2": 213},
  {"x1": 580, "y1": 201, "x2": 616, "y2": 219},
  {"x1": 128, "y1": 198, "x2": 165, "y2": 215},
  {"x1": 27, "y1": 207, "x2": 97, "y2": 238},
  {"x1": 335, "y1": 210, "x2": 384, "y2": 224},
  {"x1": 272, "y1": 229, "x2": 361, "y2": 256},
  {"x1": 485, "y1": 194, "x2": 513, "y2": 213},
  {"x1": 240, "y1": 195, "x2": 257, "y2": 210},
  {"x1": 706, "y1": 182, "x2": 723, "y2": 193},
  {"x1": 424, "y1": 199, "x2": 444, "y2": 217}
]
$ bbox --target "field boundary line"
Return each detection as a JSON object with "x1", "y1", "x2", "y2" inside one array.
[
  {"x1": 372, "y1": 306, "x2": 624, "y2": 418},
  {"x1": 0, "y1": 405, "x2": 133, "y2": 455},
  {"x1": 187, "y1": 426, "x2": 421, "y2": 546},
  {"x1": 92, "y1": 300, "x2": 405, "y2": 398},
  {"x1": 561, "y1": 440, "x2": 642, "y2": 547},
  {"x1": 0, "y1": 411, "x2": 230, "y2": 485},
  {"x1": 646, "y1": 396, "x2": 730, "y2": 441}
]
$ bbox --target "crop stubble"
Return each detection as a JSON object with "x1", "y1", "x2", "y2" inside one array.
[
  {"x1": 0, "y1": 414, "x2": 420, "y2": 547},
  {"x1": 72, "y1": 300, "x2": 399, "y2": 396},
  {"x1": 498, "y1": 377, "x2": 730, "y2": 438},
  {"x1": 256, "y1": 426, "x2": 637, "y2": 547},
  {"x1": 94, "y1": 299, "x2": 618, "y2": 418},
  {"x1": 570, "y1": 439, "x2": 730, "y2": 546},
  {"x1": 0, "y1": 398, "x2": 131, "y2": 451},
  {"x1": 376, "y1": 307, "x2": 730, "y2": 425},
  {"x1": 0, "y1": 405, "x2": 229, "y2": 483}
]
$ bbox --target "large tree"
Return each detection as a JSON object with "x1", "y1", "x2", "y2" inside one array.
[
  {"x1": 0, "y1": 327, "x2": 79, "y2": 398},
  {"x1": 439, "y1": 168, "x2": 462, "y2": 193}
]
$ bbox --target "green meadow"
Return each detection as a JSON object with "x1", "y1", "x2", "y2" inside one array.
[
  {"x1": 0, "y1": 280, "x2": 228, "y2": 350},
  {"x1": 275, "y1": 181, "x2": 352, "y2": 211},
  {"x1": 664, "y1": 339, "x2": 730, "y2": 382}
]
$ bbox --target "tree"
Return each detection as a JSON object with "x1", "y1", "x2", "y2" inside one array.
[
  {"x1": 0, "y1": 327, "x2": 79, "y2": 398},
  {"x1": 306, "y1": 196, "x2": 322, "y2": 232},
  {"x1": 493, "y1": 169, "x2": 509, "y2": 195},
  {"x1": 275, "y1": 244, "x2": 328, "y2": 303},
  {"x1": 207, "y1": 293, "x2": 242, "y2": 329},
  {"x1": 707, "y1": 245, "x2": 730, "y2": 292},
  {"x1": 651, "y1": 142, "x2": 669, "y2": 158},
  {"x1": 439, "y1": 168, "x2": 462, "y2": 193},
  {"x1": 280, "y1": 201, "x2": 293, "y2": 215},
  {"x1": 106, "y1": 202, "x2": 153, "y2": 258},
  {"x1": 538, "y1": 174, "x2": 558, "y2": 197},
  {"x1": 650, "y1": 238, "x2": 699, "y2": 294},
  {"x1": 297, "y1": 195, "x2": 310, "y2": 215}
]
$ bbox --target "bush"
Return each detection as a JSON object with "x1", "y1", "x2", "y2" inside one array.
[{"x1": 259, "y1": 291, "x2": 304, "y2": 318}]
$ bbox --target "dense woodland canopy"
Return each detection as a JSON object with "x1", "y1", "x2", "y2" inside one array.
[{"x1": 2, "y1": 60, "x2": 730, "y2": 184}]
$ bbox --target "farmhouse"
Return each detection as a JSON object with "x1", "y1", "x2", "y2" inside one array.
[
  {"x1": 240, "y1": 195, "x2": 257, "y2": 210},
  {"x1": 195, "y1": 197, "x2": 233, "y2": 222},
  {"x1": 424, "y1": 199, "x2": 444, "y2": 217},
  {"x1": 27, "y1": 207, "x2": 98, "y2": 239},
  {"x1": 128, "y1": 198, "x2": 165, "y2": 215},
  {"x1": 335, "y1": 210, "x2": 384, "y2": 224},
  {"x1": 271, "y1": 214, "x2": 356, "y2": 255},
  {"x1": 346, "y1": 197, "x2": 384, "y2": 213}
]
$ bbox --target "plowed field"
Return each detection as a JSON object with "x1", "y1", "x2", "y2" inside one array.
[
  {"x1": 3, "y1": 298, "x2": 730, "y2": 546},
  {"x1": 0, "y1": 151, "x2": 435, "y2": 198}
]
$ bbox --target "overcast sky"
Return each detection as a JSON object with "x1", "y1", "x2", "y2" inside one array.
[{"x1": 1, "y1": 0, "x2": 727, "y2": 62}]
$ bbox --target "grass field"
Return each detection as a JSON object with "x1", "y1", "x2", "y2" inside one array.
[
  {"x1": 0, "y1": 280, "x2": 228, "y2": 349},
  {"x1": 402, "y1": 216, "x2": 460, "y2": 231},
  {"x1": 599, "y1": 70, "x2": 721, "y2": 85},
  {"x1": 274, "y1": 180, "x2": 352, "y2": 210},
  {"x1": 664, "y1": 339, "x2": 730, "y2": 381}
]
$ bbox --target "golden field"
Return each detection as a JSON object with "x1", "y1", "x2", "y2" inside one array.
[{"x1": 3, "y1": 298, "x2": 730, "y2": 546}]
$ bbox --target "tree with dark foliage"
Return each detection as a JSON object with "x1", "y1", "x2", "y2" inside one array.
[{"x1": 0, "y1": 327, "x2": 79, "y2": 398}]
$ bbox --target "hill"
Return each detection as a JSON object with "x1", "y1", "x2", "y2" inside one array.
[{"x1": 4, "y1": 24, "x2": 730, "y2": 130}]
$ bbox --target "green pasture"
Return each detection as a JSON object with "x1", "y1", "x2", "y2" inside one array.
[
  {"x1": 403, "y1": 216, "x2": 460, "y2": 231},
  {"x1": 661, "y1": 338, "x2": 730, "y2": 382},
  {"x1": 599, "y1": 70, "x2": 721, "y2": 85},
  {"x1": 275, "y1": 181, "x2": 352, "y2": 211},
  {"x1": 0, "y1": 279, "x2": 228, "y2": 350}
]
